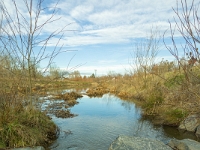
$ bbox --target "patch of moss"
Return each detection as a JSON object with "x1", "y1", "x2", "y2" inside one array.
[{"x1": 165, "y1": 108, "x2": 188, "y2": 125}]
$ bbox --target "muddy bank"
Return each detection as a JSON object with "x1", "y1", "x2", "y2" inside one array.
[
  {"x1": 86, "y1": 87, "x2": 109, "y2": 97},
  {"x1": 42, "y1": 91, "x2": 82, "y2": 118}
]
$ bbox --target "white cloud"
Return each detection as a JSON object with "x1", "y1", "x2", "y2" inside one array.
[
  {"x1": 2, "y1": 0, "x2": 189, "y2": 47},
  {"x1": 2, "y1": 0, "x2": 194, "y2": 76},
  {"x1": 70, "y1": 5, "x2": 94, "y2": 20},
  {"x1": 98, "y1": 60, "x2": 116, "y2": 64},
  {"x1": 76, "y1": 64, "x2": 131, "y2": 75},
  {"x1": 44, "y1": 0, "x2": 183, "y2": 47}
]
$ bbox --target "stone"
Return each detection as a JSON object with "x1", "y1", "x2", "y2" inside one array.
[
  {"x1": 195, "y1": 125, "x2": 200, "y2": 138},
  {"x1": 168, "y1": 139, "x2": 200, "y2": 150},
  {"x1": 10, "y1": 146, "x2": 45, "y2": 150},
  {"x1": 109, "y1": 135, "x2": 172, "y2": 150},
  {"x1": 179, "y1": 114, "x2": 200, "y2": 132},
  {"x1": 168, "y1": 139, "x2": 189, "y2": 150}
]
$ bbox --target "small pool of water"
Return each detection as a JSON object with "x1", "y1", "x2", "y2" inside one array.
[{"x1": 48, "y1": 94, "x2": 196, "y2": 150}]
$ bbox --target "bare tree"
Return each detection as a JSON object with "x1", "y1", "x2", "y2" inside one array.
[
  {"x1": 0, "y1": 0, "x2": 72, "y2": 100},
  {"x1": 164, "y1": 0, "x2": 200, "y2": 74},
  {"x1": 130, "y1": 27, "x2": 160, "y2": 88},
  {"x1": 164, "y1": 0, "x2": 200, "y2": 99}
]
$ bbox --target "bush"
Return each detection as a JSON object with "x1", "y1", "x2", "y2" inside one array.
[
  {"x1": 165, "y1": 108, "x2": 188, "y2": 124},
  {"x1": 142, "y1": 86, "x2": 164, "y2": 115},
  {"x1": 164, "y1": 74, "x2": 185, "y2": 88}
]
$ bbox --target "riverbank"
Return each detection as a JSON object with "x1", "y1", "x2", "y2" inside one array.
[
  {"x1": 0, "y1": 103, "x2": 58, "y2": 149},
  {"x1": 86, "y1": 67, "x2": 200, "y2": 129},
  {"x1": 1, "y1": 69, "x2": 200, "y2": 149},
  {"x1": 0, "y1": 79, "x2": 89, "y2": 149}
]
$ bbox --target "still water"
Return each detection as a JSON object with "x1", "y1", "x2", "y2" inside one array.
[{"x1": 48, "y1": 94, "x2": 196, "y2": 150}]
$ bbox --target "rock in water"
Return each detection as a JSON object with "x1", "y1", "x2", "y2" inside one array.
[
  {"x1": 195, "y1": 125, "x2": 200, "y2": 138},
  {"x1": 178, "y1": 114, "x2": 200, "y2": 132},
  {"x1": 109, "y1": 135, "x2": 172, "y2": 150},
  {"x1": 168, "y1": 139, "x2": 200, "y2": 150}
]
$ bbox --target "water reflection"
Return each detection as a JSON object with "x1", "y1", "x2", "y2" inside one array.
[
  {"x1": 162, "y1": 125, "x2": 198, "y2": 141},
  {"x1": 48, "y1": 94, "x2": 192, "y2": 150}
]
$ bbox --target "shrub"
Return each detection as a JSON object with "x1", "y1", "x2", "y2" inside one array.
[
  {"x1": 166, "y1": 108, "x2": 188, "y2": 124},
  {"x1": 142, "y1": 86, "x2": 164, "y2": 115},
  {"x1": 164, "y1": 74, "x2": 185, "y2": 88}
]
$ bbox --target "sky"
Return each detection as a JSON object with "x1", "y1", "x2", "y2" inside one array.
[{"x1": 1, "y1": 0, "x2": 197, "y2": 76}]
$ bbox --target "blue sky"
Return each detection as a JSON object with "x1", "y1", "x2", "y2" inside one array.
[{"x1": 3, "y1": 0, "x2": 195, "y2": 76}]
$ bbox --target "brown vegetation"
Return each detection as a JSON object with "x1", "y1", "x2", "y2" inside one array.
[
  {"x1": 0, "y1": 93, "x2": 58, "y2": 148},
  {"x1": 55, "y1": 91, "x2": 83, "y2": 106},
  {"x1": 86, "y1": 86, "x2": 109, "y2": 97},
  {"x1": 0, "y1": 0, "x2": 87, "y2": 148},
  {"x1": 43, "y1": 91, "x2": 83, "y2": 119},
  {"x1": 0, "y1": 0, "x2": 199, "y2": 148},
  {"x1": 87, "y1": 58, "x2": 200, "y2": 127}
]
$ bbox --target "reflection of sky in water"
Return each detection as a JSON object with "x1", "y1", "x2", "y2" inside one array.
[{"x1": 49, "y1": 94, "x2": 189, "y2": 150}]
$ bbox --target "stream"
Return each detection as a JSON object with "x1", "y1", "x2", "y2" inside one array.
[{"x1": 41, "y1": 93, "x2": 197, "y2": 150}]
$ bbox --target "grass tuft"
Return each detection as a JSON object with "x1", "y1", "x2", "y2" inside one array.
[{"x1": 0, "y1": 98, "x2": 57, "y2": 148}]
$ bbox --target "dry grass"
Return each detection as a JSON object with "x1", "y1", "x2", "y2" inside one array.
[
  {"x1": 0, "y1": 92, "x2": 58, "y2": 148},
  {"x1": 90, "y1": 62, "x2": 200, "y2": 126}
]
